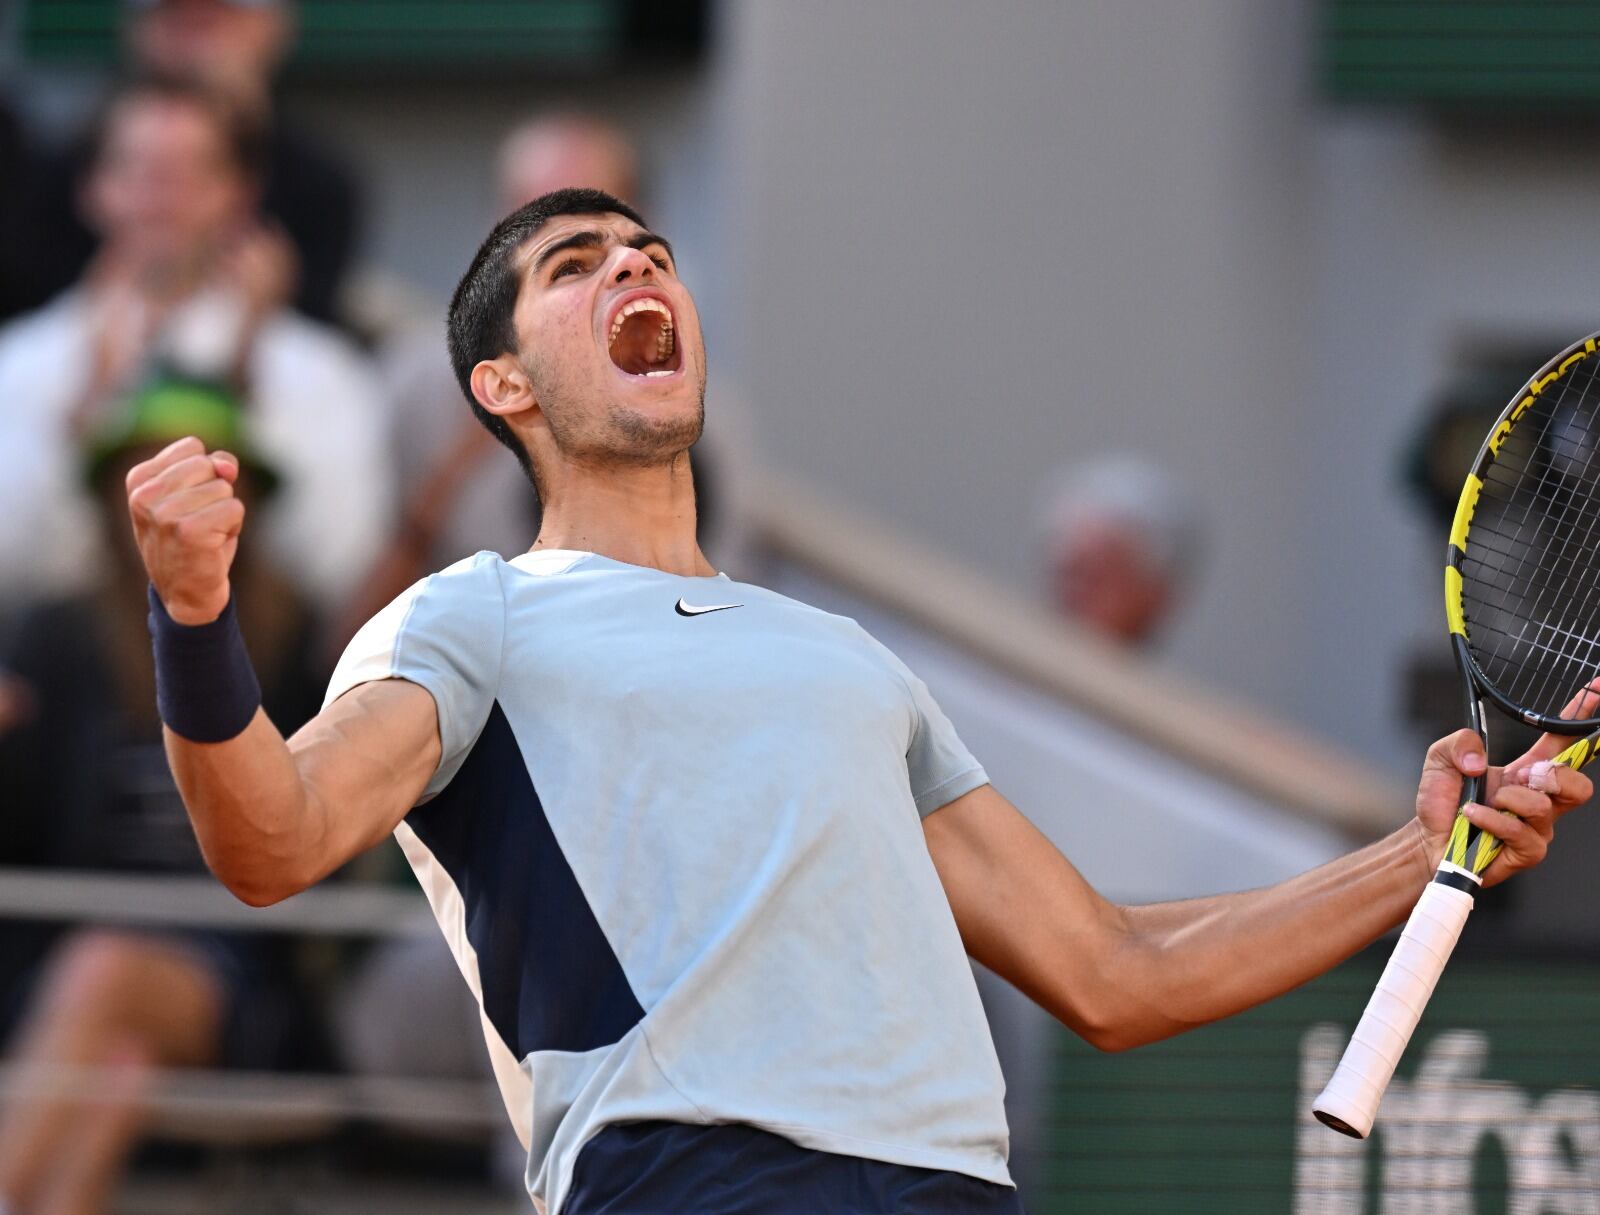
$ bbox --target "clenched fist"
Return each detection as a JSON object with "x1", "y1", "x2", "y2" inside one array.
[{"x1": 126, "y1": 436, "x2": 245, "y2": 625}]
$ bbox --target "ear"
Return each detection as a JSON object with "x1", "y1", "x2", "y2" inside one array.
[{"x1": 471, "y1": 355, "x2": 539, "y2": 420}]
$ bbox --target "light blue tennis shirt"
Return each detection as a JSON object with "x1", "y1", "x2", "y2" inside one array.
[{"x1": 325, "y1": 549, "x2": 1011, "y2": 1213}]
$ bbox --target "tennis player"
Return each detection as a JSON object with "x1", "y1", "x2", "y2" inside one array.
[{"x1": 127, "y1": 188, "x2": 1591, "y2": 1214}]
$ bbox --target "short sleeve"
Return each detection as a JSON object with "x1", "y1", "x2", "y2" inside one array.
[
  {"x1": 324, "y1": 552, "x2": 505, "y2": 801},
  {"x1": 859, "y1": 630, "x2": 989, "y2": 817},
  {"x1": 904, "y1": 670, "x2": 990, "y2": 817}
]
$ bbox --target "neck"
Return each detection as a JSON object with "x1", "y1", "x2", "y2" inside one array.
[
  {"x1": 531, "y1": 450, "x2": 713, "y2": 577},
  {"x1": 108, "y1": 247, "x2": 211, "y2": 303}
]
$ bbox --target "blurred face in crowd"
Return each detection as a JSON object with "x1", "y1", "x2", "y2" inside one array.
[
  {"x1": 1049, "y1": 518, "x2": 1173, "y2": 646},
  {"x1": 126, "y1": 0, "x2": 291, "y2": 102},
  {"x1": 498, "y1": 118, "x2": 639, "y2": 214},
  {"x1": 478, "y1": 211, "x2": 705, "y2": 476},
  {"x1": 83, "y1": 92, "x2": 253, "y2": 275}
]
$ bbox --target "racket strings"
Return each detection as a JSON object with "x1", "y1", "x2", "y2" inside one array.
[
  {"x1": 1475, "y1": 508, "x2": 1600, "y2": 712},
  {"x1": 1513, "y1": 362, "x2": 1600, "y2": 711},
  {"x1": 1461, "y1": 350, "x2": 1600, "y2": 720}
]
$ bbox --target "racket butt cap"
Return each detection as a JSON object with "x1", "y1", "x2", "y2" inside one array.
[{"x1": 1311, "y1": 1108, "x2": 1366, "y2": 1139}]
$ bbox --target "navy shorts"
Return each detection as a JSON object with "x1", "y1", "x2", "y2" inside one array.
[{"x1": 565, "y1": 1120, "x2": 1026, "y2": 1214}]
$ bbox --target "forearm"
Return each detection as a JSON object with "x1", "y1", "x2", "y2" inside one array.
[
  {"x1": 165, "y1": 711, "x2": 324, "y2": 905},
  {"x1": 130, "y1": 438, "x2": 438, "y2": 906},
  {"x1": 1106, "y1": 821, "x2": 1435, "y2": 1048}
]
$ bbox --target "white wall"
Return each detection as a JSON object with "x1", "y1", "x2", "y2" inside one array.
[
  {"x1": 716, "y1": 0, "x2": 1357, "y2": 760},
  {"x1": 288, "y1": 71, "x2": 725, "y2": 320},
  {"x1": 717, "y1": 0, "x2": 1600, "y2": 789}
]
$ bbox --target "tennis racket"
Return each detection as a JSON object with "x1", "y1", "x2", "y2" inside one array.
[{"x1": 1312, "y1": 333, "x2": 1600, "y2": 1139}]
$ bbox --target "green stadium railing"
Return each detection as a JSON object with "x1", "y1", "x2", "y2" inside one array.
[{"x1": 20, "y1": 0, "x2": 705, "y2": 74}]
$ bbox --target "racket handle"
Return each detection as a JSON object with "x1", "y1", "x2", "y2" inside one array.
[{"x1": 1311, "y1": 877, "x2": 1474, "y2": 1138}]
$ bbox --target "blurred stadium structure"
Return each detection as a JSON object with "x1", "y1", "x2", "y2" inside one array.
[{"x1": 5, "y1": 0, "x2": 1600, "y2": 1210}]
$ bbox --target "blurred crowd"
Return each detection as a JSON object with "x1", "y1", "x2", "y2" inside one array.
[
  {"x1": 0, "y1": 1, "x2": 1199, "y2": 1207},
  {"x1": 0, "y1": 1, "x2": 722, "y2": 1206}
]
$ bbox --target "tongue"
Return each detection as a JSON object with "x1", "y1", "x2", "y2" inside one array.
[{"x1": 610, "y1": 312, "x2": 673, "y2": 375}]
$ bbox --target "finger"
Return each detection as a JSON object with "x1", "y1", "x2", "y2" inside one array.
[
  {"x1": 210, "y1": 451, "x2": 239, "y2": 483},
  {"x1": 173, "y1": 497, "x2": 246, "y2": 545},
  {"x1": 1509, "y1": 682, "x2": 1600, "y2": 768},
  {"x1": 1486, "y1": 784, "x2": 1555, "y2": 838},
  {"x1": 129, "y1": 453, "x2": 227, "y2": 514},
  {"x1": 1425, "y1": 729, "x2": 1487, "y2": 779},
  {"x1": 1463, "y1": 801, "x2": 1547, "y2": 866},
  {"x1": 150, "y1": 478, "x2": 235, "y2": 522},
  {"x1": 1501, "y1": 758, "x2": 1593, "y2": 814},
  {"x1": 124, "y1": 436, "x2": 206, "y2": 494},
  {"x1": 1560, "y1": 680, "x2": 1600, "y2": 721}
]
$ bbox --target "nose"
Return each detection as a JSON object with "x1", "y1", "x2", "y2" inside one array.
[{"x1": 609, "y1": 245, "x2": 656, "y2": 286}]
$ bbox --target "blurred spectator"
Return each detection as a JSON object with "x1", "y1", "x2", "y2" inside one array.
[
  {"x1": 390, "y1": 114, "x2": 640, "y2": 560},
  {"x1": 495, "y1": 112, "x2": 640, "y2": 213},
  {"x1": 1037, "y1": 455, "x2": 1201, "y2": 648},
  {"x1": 0, "y1": 73, "x2": 393, "y2": 621},
  {"x1": 25, "y1": 0, "x2": 362, "y2": 326},
  {"x1": 0, "y1": 93, "x2": 48, "y2": 323},
  {"x1": 0, "y1": 381, "x2": 321, "y2": 1215}
]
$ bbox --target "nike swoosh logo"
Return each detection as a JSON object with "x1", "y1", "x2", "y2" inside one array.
[{"x1": 675, "y1": 598, "x2": 743, "y2": 617}]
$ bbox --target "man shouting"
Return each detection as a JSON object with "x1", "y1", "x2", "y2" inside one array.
[{"x1": 127, "y1": 188, "x2": 1589, "y2": 1214}]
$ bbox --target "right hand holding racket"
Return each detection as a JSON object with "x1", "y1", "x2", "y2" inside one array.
[
  {"x1": 126, "y1": 436, "x2": 245, "y2": 626},
  {"x1": 1412, "y1": 725, "x2": 1592, "y2": 889}
]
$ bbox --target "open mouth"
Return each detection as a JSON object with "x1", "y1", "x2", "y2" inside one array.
[{"x1": 607, "y1": 296, "x2": 681, "y2": 378}]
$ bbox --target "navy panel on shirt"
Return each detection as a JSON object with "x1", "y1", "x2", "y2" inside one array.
[
  {"x1": 565, "y1": 1121, "x2": 1027, "y2": 1214},
  {"x1": 406, "y1": 700, "x2": 644, "y2": 1058}
]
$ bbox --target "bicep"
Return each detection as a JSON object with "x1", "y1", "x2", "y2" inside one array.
[
  {"x1": 923, "y1": 783, "x2": 1131, "y2": 1041},
  {"x1": 289, "y1": 677, "x2": 442, "y2": 881}
]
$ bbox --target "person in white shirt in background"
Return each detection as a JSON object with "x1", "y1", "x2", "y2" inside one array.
[
  {"x1": 0, "y1": 72, "x2": 392, "y2": 624},
  {"x1": 1038, "y1": 454, "x2": 1201, "y2": 649},
  {"x1": 374, "y1": 114, "x2": 641, "y2": 574}
]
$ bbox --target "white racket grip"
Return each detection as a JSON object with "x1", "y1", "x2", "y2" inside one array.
[{"x1": 1311, "y1": 878, "x2": 1474, "y2": 1139}]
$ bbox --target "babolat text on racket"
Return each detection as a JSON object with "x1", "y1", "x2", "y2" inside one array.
[{"x1": 1313, "y1": 333, "x2": 1600, "y2": 1139}]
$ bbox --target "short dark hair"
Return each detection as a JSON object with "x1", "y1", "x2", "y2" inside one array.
[
  {"x1": 88, "y1": 72, "x2": 268, "y2": 183},
  {"x1": 446, "y1": 187, "x2": 649, "y2": 486}
]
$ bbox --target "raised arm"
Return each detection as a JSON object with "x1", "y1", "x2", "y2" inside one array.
[
  {"x1": 924, "y1": 730, "x2": 1589, "y2": 1052},
  {"x1": 164, "y1": 680, "x2": 438, "y2": 905},
  {"x1": 128, "y1": 436, "x2": 438, "y2": 906}
]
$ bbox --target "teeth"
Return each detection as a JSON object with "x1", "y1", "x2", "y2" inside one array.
[
  {"x1": 643, "y1": 369, "x2": 674, "y2": 377},
  {"x1": 609, "y1": 297, "x2": 675, "y2": 345}
]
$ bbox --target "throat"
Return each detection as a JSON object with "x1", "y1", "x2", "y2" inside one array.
[{"x1": 531, "y1": 457, "x2": 712, "y2": 578}]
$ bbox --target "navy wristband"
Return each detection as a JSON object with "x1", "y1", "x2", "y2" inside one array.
[{"x1": 148, "y1": 585, "x2": 263, "y2": 742}]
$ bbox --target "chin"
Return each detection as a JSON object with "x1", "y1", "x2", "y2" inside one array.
[{"x1": 613, "y1": 405, "x2": 702, "y2": 456}]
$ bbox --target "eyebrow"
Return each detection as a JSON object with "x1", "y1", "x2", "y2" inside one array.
[{"x1": 530, "y1": 228, "x2": 675, "y2": 275}]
